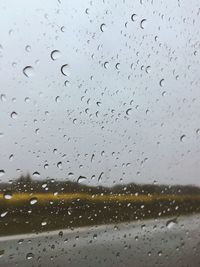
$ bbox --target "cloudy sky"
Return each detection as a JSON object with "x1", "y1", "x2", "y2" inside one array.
[{"x1": 0, "y1": 0, "x2": 200, "y2": 186}]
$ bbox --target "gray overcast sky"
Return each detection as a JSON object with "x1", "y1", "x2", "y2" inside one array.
[{"x1": 0, "y1": 0, "x2": 200, "y2": 186}]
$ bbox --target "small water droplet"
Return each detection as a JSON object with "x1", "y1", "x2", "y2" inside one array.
[
  {"x1": 126, "y1": 108, "x2": 132, "y2": 115},
  {"x1": 166, "y1": 218, "x2": 177, "y2": 229},
  {"x1": 23, "y1": 66, "x2": 34, "y2": 78},
  {"x1": 104, "y1": 61, "x2": 109, "y2": 69},
  {"x1": 140, "y1": 19, "x2": 147, "y2": 29},
  {"x1": 77, "y1": 176, "x2": 87, "y2": 183},
  {"x1": 26, "y1": 253, "x2": 34, "y2": 260},
  {"x1": 30, "y1": 197, "x2": 38, "y2": 205},
  {"x1": 61, "y1": 64, "x2": 70, "y2": 76},
  {"x1": 32, "y1": 172, "x2": 40, "y2": 178},
  {"x1": 115, "y1": 63, "x2": 120, "y2": 70},
  {"x1": 131, "y1": 14, "x2": 137, "y2": 22},
  {"x1": 3, "y1": 191, "x2": 12, "y2": 200},
  {"x1": 10, "y1": 112, "x2": 18, "y2": 119},
  {"x1": 180, "y1": 134, "x2": 186, "y2": 142},
  {"x1": 51, "y1": 50, "x2": 61, "y2": 60},
  {"x1": 100, "y1": 23, "x2": 106, "y2": 32},
  {"x1": 25, "y1": 45, "x2": 31, "y2": 52},
  {"x1": 57, "y1": 161, "x2": 62, "y2": 169},
  {"x1": 159, "y1": 79, "x2": 165, "y2": 87},
  {"x1": 1, "y1": 211, "x2": 8, "y2": 218}
]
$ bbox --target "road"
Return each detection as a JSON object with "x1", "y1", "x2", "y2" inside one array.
[{"x1": 0, "y1": 214, "x2": 199, "y2": 267}]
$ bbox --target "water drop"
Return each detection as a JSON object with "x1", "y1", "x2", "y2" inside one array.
[
  {"x1": 23, "y1": 66, "x2": 34, "y2": 78},
  {"x1": 3, "y1": 191, "x2": 12, "y2": 200},
  {"x1": 26, "y1": 253, "x2": 34, "y2": 260},
  {"x1": 77, "y1": 176, "x2": 87, "y2": 183},
  {"x1": 30, "y1": 197, "x2": 38, "y2": 205},
  {"x1": 166, "y1": 218, "x2": 177, "y2": 229},
  {"x1": 25, "y1": 45, "x2": 31, "y2": 52},
  {"x1": 51, "y1": 50, "x2": 61, "y2": 60},
  {"x1": 115, "y1": 63, "x2": 120, "y2": 70},
  {"x1": 180, "y1": 134, "x2": 186, "y2": 142},
  {"x1": 57, "y1": 161, "x2": 62, "y2": 169},
  {"x1": 140, "y1": 19, "x2": 147, "y2": 29},
  {"x1": 104, "y1": 61, "x2": 109, "y2": 69},
  {"x1": 159, "y1": 79, "x2": 165, "y2": 87},
  {"x1": 61, "y1": 64, "x2": 70, "y2": 76},
  {"x1": 100, "y1": 23, "x2": 106, "y2": 32},
  {"x1": 32, "y1": 171, "x2": 40, "y2": 178},
  {"x1": 10, "y1": 111, "x2": 18, "y2": 119},
  {"x1": 126, "y1": 108, "x2": 132, "y2": 115},
  {"x1": 1, "y1": 211, "x2": 8, "y2": 218},
  {"x1": 131, "y1": 14, "x2": 137, "y2": 22}
]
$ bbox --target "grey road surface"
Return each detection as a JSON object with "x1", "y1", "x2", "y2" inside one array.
[{"x1": 0, "y1": 215, "x2": 199, "y2": 267}]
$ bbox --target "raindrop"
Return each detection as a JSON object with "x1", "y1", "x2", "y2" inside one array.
[
  {"x1": 9, "y1": 154, "x2": 14, "y2": 161},
  {"x1": 44, "y1": 163, "x2": 49, "y2": 169},
  {"x1": 115, "y1": 63, "x2": 120, "y2": 70},
  {"x1": 60, "y1": 26, "x2": 65, "y2": 32},
  {"x1": 166, "y1": 218, "x2": 177, "y2": 229},
  {"x1": 26, "y1": 253, "x2": 34, "y2": 260},
  {"x1": 131, "y1": 14, "x2": 137, "y2": 22},
  {"x1": 57, "y1": 161, "x2": 62, "y2": 169},
  {"x1": 98, "y1": 172, "x2": 104, "y2": 182},
  {"x1": 25, "y1": 45, "x2": 31, "y2": 52},
  {"x1": 145, "y1": 66, "x2": 151, "y2": 74},
  {"x1": 159, "y1": 79, "x2": 165, "y2": 87},
  {"x1": 41, "y1": 221, "x2": 47, "y2": 226},
  {"x1": 51, "y1": 50, "x2": 61, "y2": 60},
  {"x1": 61, "y1": 64, "x2": 70, "y2": 76},
  {"x1": 180, "y1": 135, "x2": 186, "y2": 142},
  {"x1": 196, "y1": 129, "x2": 200, "y2": 135},
  {"x1": 23, "y1": 66, "x2": 34, "y2": 78},
  {"x1": 10, "y1": 112, "x2": 18, "y2": 119},
  {"x1": 126, "y1": 108, "x2": 132, "y2": 115},
  {"x1": 104, "y1": 61, "x2": 109, "y2": 69},
  {"x1": 30, "y1": 197, "x2": 38, "y2": 205},
  {"x1": 140, "y1": 19, "x2": 147, "y2": 29},
  {"x1": 0, "y1": 94, "x2": 6, "y2": 102},
  {"x1": 100, "y1": 23, "x2": 106, "y2": 32},
  {"x1": 77, "y1": 176, "x2": 87, "y2": 183},
  {"x1": 3, "y1": 191, "x2": 12, "y2": 200},
  {"x1": 1, "y1": 211, "x2": 8, "y2": 218},
  {"x1": 32, "y1": 172, "x2": 40, "y2": 178}
]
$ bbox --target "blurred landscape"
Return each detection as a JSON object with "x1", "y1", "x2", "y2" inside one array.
[{"x1": 0, "y1": 174, "x2": 200, "y2": 236}]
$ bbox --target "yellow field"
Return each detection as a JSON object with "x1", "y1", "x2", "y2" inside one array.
[{"x1": 1, "y1": 193, "x2": 200, "y2": 204}]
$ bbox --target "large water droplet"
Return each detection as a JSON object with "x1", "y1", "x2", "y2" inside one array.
[
  {"x1": 1, "y1": 211, "x2": 8, "y2": 218},
  {"x1": 23, "y1": 66, "x2": 34, "y2": 78},
  {"x1": 26, "y1": 253, "x2": 34, "y2": 260},
  {"x1": 77, "y1": 176, "x2": 87, "y2": 183},
  {"x1": 140, "y1": 19, "x2": 147, "y2": 29},
  {"x1": 10, "y1": 112, "x2": 18, "y2": 119},
  {"x1": 180, "y1": 134, "x2": 186, "y2": 142},
  {"x1": 126, "y1": 108, "x2": 132, "y2": 115},
  {"x1": 61, "y1": 64, "x2": 70, "y2": 76},
  {"x1": 51, "y1": 50, "x2": 61, "y2": 60},
  {"x1": 166, "y1": 218, "x2": 177, "y2": 229},
  {"x1": 131, "y1": 14, "x2": 137, "y2": 22},
  {"x1": 3, "y1": 191, "x2": 12, "y2": 200},
  {"x1": 32, "y1": 171, "x2": 40, "y2": 178},
  {"x1": 100, "y1": 23, "x2": 106, "y2": 32},
  {"x1": 30, "y1": 197, "x2": 38, "y2": 205}
]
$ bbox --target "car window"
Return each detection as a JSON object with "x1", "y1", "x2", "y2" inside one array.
[{"x1": 0, "y1": 0, "x2": 200, "y2": 266}]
